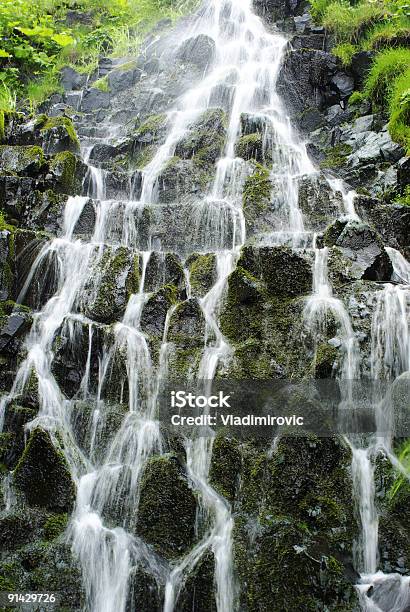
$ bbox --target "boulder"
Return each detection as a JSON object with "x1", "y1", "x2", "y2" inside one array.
[
  {"x1": 157, "y1": 157, "x2": 210, "y2": 204},
  {"x1": 175, "y1": 108, "x2": 226, "y2": 165},
  {"x1": 168, "y1": 298, "x2": 205, "y2": 344},
  {"x1": 81, "y1": 88, "x2": 111, "y2": 113},
  {"x1": 49, "y1": 151, "x2": 87, "y2": 195},
  {"x1": 323, "y1": 219, "x2": 393, "y2": 281},
  {"x1": 252, "y1": 0, "x2": 307, "y2": 22},
  {"x1": 36, "y1": 115, "x2": 80, "y2": 154},
  {"x1": 82, "y1": 246, "x2": 139, "y2": 323},
  {"x1": 0, "y1": 145, "x2": 45, "y2": 177},
  {"x1": 107, "y1": 62, "x2": 142, "y2": 92},
  {"x1": 140, "y1": 285, "x2": 178, "y2": 337},
  {"x1": 186, "y1": 252, "x2": 217, "y2": 297},
  {"x1": 136, "y1": 454, "x2": 197, "y2": 559},
  {"x1": 297, "y1": 174, "x2": 343, "y2": 231},
  {"x1": 144, "y1": 252, "x2": 184, "y2": 293},
  {"x1": 14, "y1": 428, "x2": 75, "y2": 512},
  {"x1": 176, "y1": 34, "x2": 216, "y2": 70}
]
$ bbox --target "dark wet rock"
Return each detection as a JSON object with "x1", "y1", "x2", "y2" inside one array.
[
  {"x1": 14, "y1": 428, "x2": 75, "y2": 512},
  {"x1": 354, "y1": 195, "x2": 410, "y2": 258},
  {"x1": 235, "y1": 133, "x2": 264, "y2": 162},
  {"x1": 107, "y1": 62, "x2": 142, "y2": 92},
  {"x1": 35, "y1": 115, "x2": 80, "y2": 155},
  {"x1": 343, "y1": 128, "x2": 404, "y2": 167},
  {"x1": 176, "y1": 34, "x2": 216, "y2": 70},
  {"x1": 253, "y1": 0, "x2": 307, "y2": 22},
  {"x1": 88, "y1": 143, "x2": 122, "y2": 168},
  {"x1": 323, "y1": 219, "x2": 393, "y2": 281},
  {"x1": 350, "y1": 51, "x2": 374, "y2": 87},
  {"x1": 175, "y1": 108, "x2": 226, "y2": 165},
  {"x1": 331, "y1": 72, "x2": 354, "y2": 99},
  {"x1": 277, "y1": 49, "x2": 339, "y2": 127},
  {"x1": 81, "y1": 88, "x2": 111, "y2": 112},
  {"x1": 144, "y1": 252, "x2": 184, "y2": 293},
  {"x1": 127, "y1": 566, "x2": 164, "y2": 612},
  {"x1": 60, "y1": 66, "x2": 87, "y2": 91},
  {"x1": 52, "y1": 319, "x2": 106, "y2": 399},
  {"x1": 397, "y1": 156, "x2": 410, "y2": 192},
  {"x1": 0, "y1": 229, "x2": 13, "y2": 300},
  {"x1": 178, "y1": 551, "x2": 217, "y2": 612},
  {"x1": 156, "y1": 157, "x2": 210, "y2": 204},
  {"x1": 239, "y1": 245, "x2": 312, "y2": 298},
  {"x1": 0, "y1": 404, "x2": 37, "y2": 469},
  {"x1": 242, "y1": 162, "x2": 273, "y2": 234},
  {"x1": 0, "y1": 145, "x2": 45, "y2": 177},
  {"x1": 140, "y1": 285, "x2": 178, "y2": 337},
  {"x1": 136, "y1": 454, "x2": 197, "y2": 559},
  {"x1": 0, "y1": 309, "x2": 32, "y2": 354},
  {"x1": 168, "y1": 298, "x2": 205, "y2": 344}
]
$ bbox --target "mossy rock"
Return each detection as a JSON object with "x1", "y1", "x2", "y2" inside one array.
[
  {"x1": 235, "y1": 132, "x2": 264, "y2": 162},
  {"x1": 234, "y1": 514, "x2": 359, "y2": 611},
  {"x1": 209, "y1": 432, "x2": 241, "y2": 503},
  {"x1": 43, "y1": 513, "x2": 68, "y2": 541},
  {"x1": 49, "y1": 151, "x2": 87, "y2": 195},
  {"x1": 175, "y1": 108, "x2": 226, "y2": 165},
  {"x1": 0, "y1": 145, "x2": 45, "y2": 177},
  {"x1": 13, "y1": 428, "x2": 75, "y2": 512},
  {"x1": 36, "y1": 115, "x2": 80, "y2": 154},
  {"x1": 0, "y1": 228, "x2": 14, "y2": 301},
  {"x1": 168, "y1": 298, "x2": 205, "y2": 347},
  {"x1": 82, "y1": 247, "x2": 139, "y2": 323},
  {"x1": 242, "y1": 163, "x2": 272, "y2": 229},
  {"x1": 0, "y1": 508, "x2": 47, "y2": 552},
  {"x1": 127, "y1": 566, "x2": 163, "y2": 611},
  {"x1": 136, "y1": 454, "x2": 197, "y2": 559},
  {"x1": 313, "y1": 343, "x2": 338, "y2": 378},
  {"x1": 157, "y1": 156, "x2": 211, "y2": 203},
  {"x1": 186, "y1": 252, "x2": 217, "y2": 297}
]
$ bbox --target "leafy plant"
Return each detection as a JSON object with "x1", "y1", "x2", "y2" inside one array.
[{"x1": 333, "y1": 42, "x2": 358, "y2": 65}]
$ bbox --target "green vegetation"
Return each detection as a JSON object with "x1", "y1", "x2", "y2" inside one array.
[
  {"x1": 389, "y1": 439, "x2": 410, "y2": 500},
  {"x1": 311, "y1": 0, "x2": 410, "y2": 153},
  {"x1": 0, "y1": 0, "x2": 198, "y2": 111}
]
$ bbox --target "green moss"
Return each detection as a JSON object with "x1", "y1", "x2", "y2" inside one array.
[
  {"x1": 320, "y1": 143, "x2": 352, "y2": 169},
  {"x1": 187, "y1": 253, "x2": 217, "y2": 297},
  {"x1": 394, "y1": 185, "x2": 410, "y2": 206},
  {"x1": 137, "y1": 454, "x2": 197, "y2": 560},
  {"x1": 93, "y1": 75, "x2": 110, "y2": 92},
  {"x1": 333, "y1": 42, "x2": 358, "y2": 66},
  {"x1": 44, "y1": 513, "x2": 68, "y2": 540},
  {"x1": 14, "y1": 428, "x2": 75, "y2": 512},
  {"x1": 39, "y1": 116, "x2": 80, "y2": 149},
  {"x1": 242, "y1": 163, "x2": 271, "y2": 225},
  {"x1": 364, "y1": 47, "x2": 410, "y2": 108},
  {"x1": 388, "y1": 67, "x2": 410, "y2": 154},
  {"x1": 348, "y1": 90, "x2": 366, "y2": 106},
  {"x1": 112, "y1": 60, "x2": 138, "y2": 72},
  {"x1": 49, "y1": 151, "x2": 78, "y2": 193},
  {"x1": 235, "y1": 132, "x2": 263, "y2": 161},
  {"x1": 134, "y1": 113, "x2": 167, "y2": 138},
  {"x1": 209, "y1": 433, "x2": 241, "y2": 503}
]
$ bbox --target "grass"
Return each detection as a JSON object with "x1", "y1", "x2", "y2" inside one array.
[
  {"x1": 388, "y1": 67, "x2": 410, "y2": 154},
  {"x1": 322, "y1": 0, "x2": 386, "y2": 43},
  {"x1": 333, "y1": 42, "x2": 358, "y2": 65},
  {"x1": 363, "y1": 15, "x2": 410, "y2": 50},
  {"x1": 389, "y1": 438, "x2": 410, "y2": 501},
  {"x1": 364, "y1": 47, "x2": 410, "y2": 106}
]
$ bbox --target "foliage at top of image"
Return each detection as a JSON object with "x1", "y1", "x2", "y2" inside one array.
[{"x1": 0, "y1": 0, "x2": 196, "y2": 111}]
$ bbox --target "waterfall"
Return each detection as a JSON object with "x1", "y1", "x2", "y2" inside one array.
[{"x1": 2, "y1": 0, "x2": 409, "y2": 610}]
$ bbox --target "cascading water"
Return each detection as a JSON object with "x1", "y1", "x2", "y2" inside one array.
[{"x1": 1, "y1": 0, "x2": 409, "y2": 611}]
